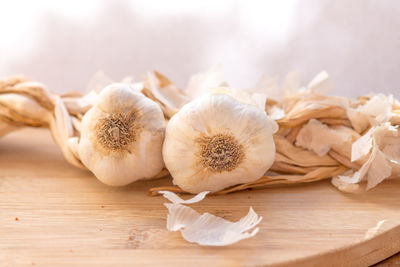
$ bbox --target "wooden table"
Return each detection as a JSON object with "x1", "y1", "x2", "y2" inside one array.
[{"x1": 1, "y1": 129, "x2": 400, "y2": 266}]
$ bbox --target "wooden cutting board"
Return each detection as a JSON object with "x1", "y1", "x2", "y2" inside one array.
[{"x1": 1, "y1": 128, "x2": 399, "y2": 266}]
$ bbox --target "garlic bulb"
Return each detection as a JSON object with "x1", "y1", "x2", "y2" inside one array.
[
  {"x1": 78, "y1": 83, "x2": 166, "y2": 186},
  {"x1": 163, "y1": 93, "x2": 276, "y2": 193}
]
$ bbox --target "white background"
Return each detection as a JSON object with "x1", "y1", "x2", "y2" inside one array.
[{"x1": 0, "y1": 0, "x2": 399, "y2": 97}]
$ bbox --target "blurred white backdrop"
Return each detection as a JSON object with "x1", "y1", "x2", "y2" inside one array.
[{"x1": 0, "y1": 0, "x2": 399, "y2": 97}]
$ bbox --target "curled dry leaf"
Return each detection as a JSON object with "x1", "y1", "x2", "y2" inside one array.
[{"x1": 159, "y1": 190, "x2": 262, "y2": 246}]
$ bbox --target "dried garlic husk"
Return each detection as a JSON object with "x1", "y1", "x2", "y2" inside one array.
[
  {"x1": 163, "y1": 93, "x2": 277, "y2": 193},
  {"x1": 159, "y1": 191, "x2": 262, "y2": 246},
  {"x1": 78, "y1": 83, "x2": 166, "y2": 186},
  {"x1": 186, "y1": 64, "x2": 224, "y2": 100},
  {"x1": 143, "y1": 71, "x2": 188, "y2": 119},
  {"x1": 347, "y1": 94, "x2": 395, "y2": 133},
  {"x1": 332, "y1": 123, "x2": 400, "y2": 191},
  {"x1": 295, "y1": 119, "x2": 359, "y2": 157}
]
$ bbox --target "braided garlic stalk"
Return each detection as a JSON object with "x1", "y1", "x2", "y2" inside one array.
[
  {"x1": 0, "y1": 76, "x2": 169, "y2": 185},
  {"x1": 1, "y1": 71, "x2": 399, "y2": 195},
  {"x1": 148, "y1": 70, "x2": 400, "y2": 195}
]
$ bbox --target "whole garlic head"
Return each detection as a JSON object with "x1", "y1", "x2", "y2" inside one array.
[
  {"x1": 78, "y1": 83, "x2": 166, "y2": 186},
  {"x1": 163, "y1": 93, "x2": 276, "y2": 193}
]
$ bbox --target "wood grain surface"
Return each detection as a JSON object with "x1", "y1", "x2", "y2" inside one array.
[{"x1": 1, "y1": 128, "x2": 400, "y2": 267}]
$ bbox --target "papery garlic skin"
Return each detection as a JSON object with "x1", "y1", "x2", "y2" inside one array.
[
  {"x1": 78, "y1": 83, "x2": 166, "y2": 186},
  {"x1": 163, "y1": 93, "x2": 276, "y2": 193}
]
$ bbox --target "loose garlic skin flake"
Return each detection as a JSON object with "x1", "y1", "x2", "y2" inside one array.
[
  {"x1": 163, "y1": 94, "x2": 276, "y2": 193},
  {"x1": 78, "y1": 83, "x2": 166, "y2": 186}
]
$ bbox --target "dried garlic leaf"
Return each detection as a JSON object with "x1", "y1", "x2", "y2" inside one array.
[
  {"x1": 250, "y1": 74, "x2": 281, "y2": 100},
  {"x1": 295, "y1": 119, "x2": 355, "y2": 157},
  {"x1": 366, "y1": 149, "x2": 392, "y2": 189},
  {"x1": 159, "y1": 191, "x2": 262, "y2": 246},
  {"x1": 149, "y1": 165, "x2": 347, "y2": 195},
  {"x1": 186, "y1": 64, "x2": 224, "y2": 100},
  {"x1": 85, "y1": 71, "x2": 114, "y2": 93},
  {"x1": 274, "y1": 152, "x2": 323, "y2": 168},
  {"x1": 210, "y1": 87, "x2": 267, "y2": 111},
  {"x1": 346, "y1": 108, "x2": 369, "y2": 133},
  {"x1": 12, "y1": 81, "x2": 55, "y2": 110},
  {"x1": 279, "y1": 105, "x2": 347, "y2": 128},
  {"x1": 271, "y1": 160, "x2": 318, "y2": 174},
  {"x1": 347, "y1": 94, "x2": 394, "y2": 133},
  {"x1": 0, "y1": 93, "x2": 50, "y2": 127},
  {"x1": 217, "y1": 165, "x2": 347, "y2": 195},
  {"x1": 334, "y1": 123, "x2": 399, "y2": 191},
  {"x1": 381, "y1": 136, "x2": 400, "y2": 176},
  {"x1": 274, "y1": 135, "x2": 339, "y2": 167},
  {"x1": 328, "y1": 150, "x2": 360, "y2": 170},
  {"x1": 62, "y1": 90, "x2": 98, "y2": 115},
  {"x1": 360, "y1": 94, "x2": 393, "y2": 125},
  {"x1": 49, "y1": 96, "x2": 85, "y2": 169},
  {"x1": 143, "y1": 72, "x2": 188, "y2": 118},
  {"x1": 148, "y1": 72, "x2": 188, "y2": 109}
]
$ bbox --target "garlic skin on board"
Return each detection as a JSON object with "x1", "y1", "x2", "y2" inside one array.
[
  {"x1": 78, "y1": 83, "x2": 166, "y2": 186},
  {"x1": 163, "y1": 92, "x2": 277, "y2": 193}
]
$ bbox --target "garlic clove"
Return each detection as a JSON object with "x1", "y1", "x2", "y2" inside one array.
[
  {"x1": 78, "y1": 83, "x2": 166, "y2": 186},
  {"x1": 163, "y1": 93, "x2": 276, "y2": 193}
]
